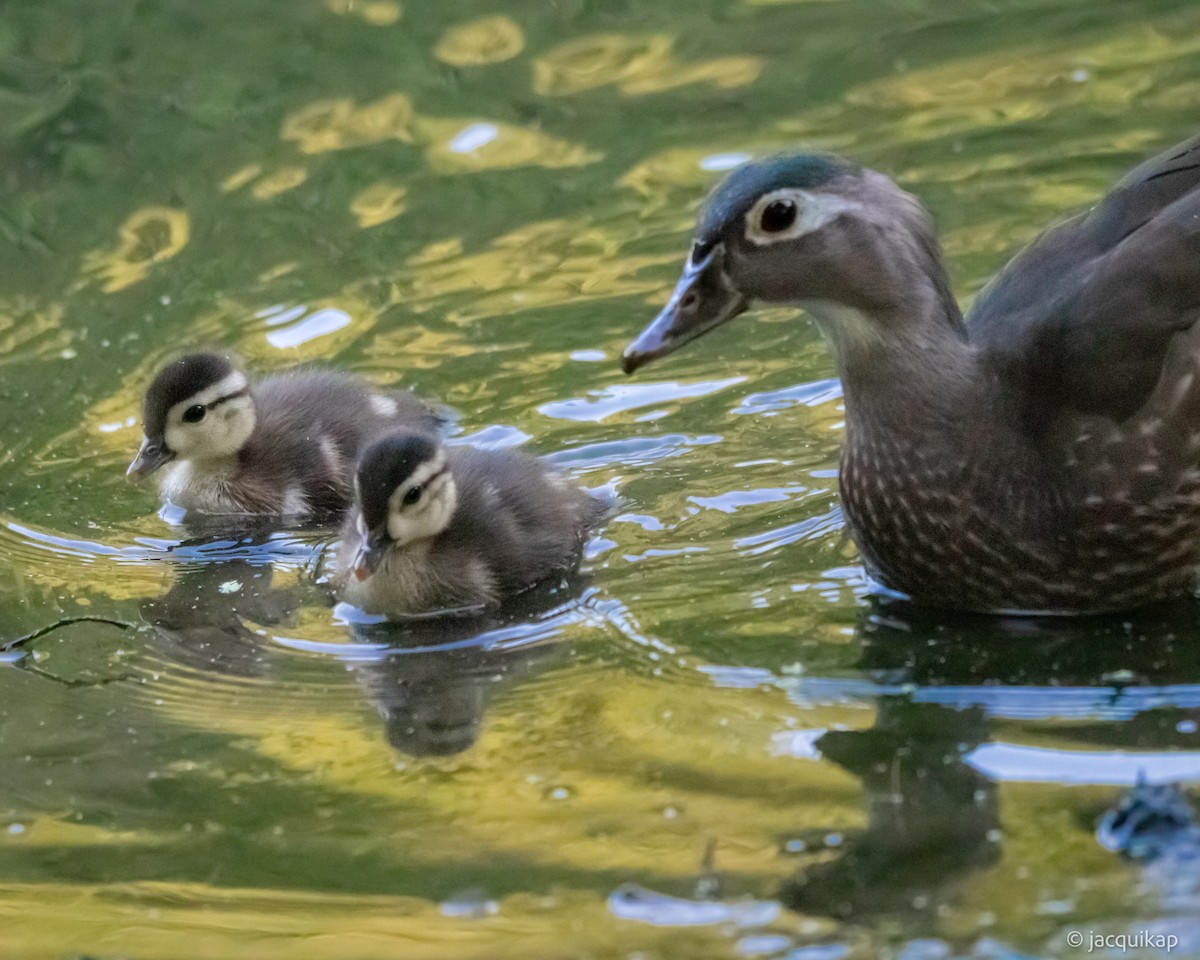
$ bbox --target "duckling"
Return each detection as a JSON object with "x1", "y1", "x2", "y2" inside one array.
[
  {"x1": 335, "y1": 431, "x2": 606, "y2": 617},
  {"x1": 127, "y1": 352, "x2": 442, "y2": 517}
]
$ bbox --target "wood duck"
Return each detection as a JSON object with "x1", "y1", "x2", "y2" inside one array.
[
  {"x1": 335, "y1": 430, "x2": 606, "y2": 617},
  {"x1": 623, "y1": 132, "x2": 1200, "y2": 615},
  {"x1": 127, "y1": 352, "x2": 442, "y2": 517}
]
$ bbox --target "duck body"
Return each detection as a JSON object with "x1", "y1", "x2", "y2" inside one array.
[
  {"x1": 623, "y1": 133, "x2": 1200, "y2": 614},
  {"x1": 129, "y1": 354, "x2": 442, "y2": 518},
  {"x1": 336, "y1": 432, "x2": 606, "y2": 617}
]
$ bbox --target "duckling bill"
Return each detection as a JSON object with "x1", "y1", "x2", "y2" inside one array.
[
  {"x1": 336, "y1": 431, "x2": 606, "y2": 617},
  {"x1": 128, "y1": 352, "x2": 442, "y2": 517},
  {"x1": 622, "y1": 136, "x2": 1200, "y2": 614}
]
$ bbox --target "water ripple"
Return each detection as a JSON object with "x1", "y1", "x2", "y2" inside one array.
[{"x1": 540, "y1": 377, "x2": 746, "y2": 422}]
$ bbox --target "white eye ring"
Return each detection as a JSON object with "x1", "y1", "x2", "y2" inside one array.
[{"x1": 744, "y1": 188, "x2": 860, "y2": 246}]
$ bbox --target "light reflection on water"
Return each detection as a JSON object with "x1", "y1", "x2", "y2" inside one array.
[{"x1": 3, "y1": 0, "x2": 1200, "y2": 956}]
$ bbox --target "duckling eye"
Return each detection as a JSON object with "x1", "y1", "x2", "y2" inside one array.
[
  {"x1": 402, "y1": 485, "x2": 422, "y2": 507},
  {"x1": 760, "y1": 199, "x2": 798, "y2": 233},
  {"x1": 182, "y1": 405, "x2": 207, "y2": 424}
]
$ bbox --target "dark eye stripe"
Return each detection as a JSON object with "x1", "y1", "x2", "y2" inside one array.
[{"x1": 204, "y1": 386, "x2": 249, "y2": 411}]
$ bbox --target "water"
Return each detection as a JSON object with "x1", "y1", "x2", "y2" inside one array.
[{"x1": 2, "y1": 0, "x2": 1200, "y2": 956}]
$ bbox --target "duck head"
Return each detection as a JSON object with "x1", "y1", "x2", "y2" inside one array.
[
  {"x1": 127, "y1": 353, "x2": 257, "y2": 482},
  {"x1": 351, "y1": 432, "x2": 459, "y2": 580},
  {"x1": 622, "y1": 154, "x2": 961, "y2": 374}
]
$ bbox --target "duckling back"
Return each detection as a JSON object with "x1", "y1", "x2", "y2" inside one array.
[
  {"x1": 242, "y1": 369, "x2": 443, "y2": 516},
  {"x1": 444, "y1": 447, "x2": 606, "y2": 596}
]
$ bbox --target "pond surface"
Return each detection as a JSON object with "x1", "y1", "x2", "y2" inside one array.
[{"x1": 3, "y1": 0, "x2": 1200, "y2": 956}]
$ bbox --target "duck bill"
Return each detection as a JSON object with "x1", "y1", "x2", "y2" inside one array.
[
  {"x1": 126, "y1": 439, "x2": 174, "y2": 483},
  {"x1": 622, "y1": 245, "x2": 749, "y2": 374},
  {"x1": 352, "y1": 542, "x2": 383, "y2": 581}
]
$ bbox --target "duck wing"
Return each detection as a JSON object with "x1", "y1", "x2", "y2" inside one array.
[
  {"x1": 446, "y1": 447, "x2": 602, "y2": 593},
  {"x1": 969, "y1": 131, "x2": 1200, "y2": 426}
]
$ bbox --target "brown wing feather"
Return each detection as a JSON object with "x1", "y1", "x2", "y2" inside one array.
[{"x1": 970, "y1": 132, "x2": 1200, "y2": 426}]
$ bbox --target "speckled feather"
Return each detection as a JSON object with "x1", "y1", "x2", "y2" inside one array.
[
  {"x1": 650, "y1": 132, "x2": 1200, "y2": 613},
  {"x1": 839, "y1": 135, "x2": 1200, "y2": 612}
]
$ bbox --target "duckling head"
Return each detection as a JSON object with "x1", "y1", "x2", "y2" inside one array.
[
  {"x1": 127, "y1": 353, "x2": 256, "y2": 482},
  {"x1": 622, "y1": 153, "x2": 950, "y2": 372},
  {"x1": 351, "y1": 431, "x2": 459, "y2": 579}
]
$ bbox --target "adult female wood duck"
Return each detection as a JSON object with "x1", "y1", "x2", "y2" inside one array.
[
  {"x1": 623, "y1": 132, "x2": 1200, "y2": 615},
  {"x1": 127, "y1": 353, "x2": 442, "y2": 517}
]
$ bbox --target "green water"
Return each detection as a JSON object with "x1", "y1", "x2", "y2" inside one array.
[{"x1": 3, "y1": 0, "x2": 1200, "y2": 956}]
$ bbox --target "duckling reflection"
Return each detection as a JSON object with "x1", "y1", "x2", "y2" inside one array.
[
  {"x1": 345, "y1": 581, "x2": 588, "y2": 758},
  {"x1": 140, "y1": 533, "x2": 600, "y2": 759},
  {"x1": 137, "y1": 532, "x2": 323, "y2": 677},
  {"x1": 780, "y1": 598, "x2": 1200, "y2": 921}
]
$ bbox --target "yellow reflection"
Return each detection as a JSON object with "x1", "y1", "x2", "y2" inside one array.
[
  {"x1": 350, "y1": 181, "x2": 408, "y2": 228},
  {"x1": 258, "y1": 261, "x2": 299, "y2": 283},
  {"x1": 80, "y1": 207, "x2": 190, "y2": 293},
  {"x1": 282, "y1": 93, "x2": 598, "y2": 173},
  {"x1": 360, "y1": 1, "x2": 401, "y2": 25},
  {"x1": 324, "y1": 0, "x2": 402, "y2": 25},
  {"x1": 434, "y1": 15, "x2": 524, "y2": 66},
  {"x1": 390, "y1": 215, "x2": 672, "y2": 323},
  {"x1": 219, "y1": 164, "x2": 263, "y2": 193},
  {"x1": 534, "y1": 33, "x2": 761, "y2": 97},
  {"x1": 282, "y1": 94, "x2": 414, "y2": 154},
  {"x1": 620, "y1": 146, "x2": 745, "y2": 196},
  {"x1": 0, "y1": 299, "x2": 72, "y2": 365},
  {"x1": 622, "y1": 55, "x2": 761, "y2": 95},
  {"x1": 133, "y1": 645, "x2": 868, "y2": 916},
  {"x1": 364, "y1": 323, "x2": 472, "y2": 371},
  {"x1": 419, "y1": 117, "x2": 601, "y2": 172},
  {"x1": 848, "y1": 27, "x2": 1200, "y2": 121},
  {"x1": 534, "y1": 33, "x2": 672, "y2": 96},
  {"x1": 407, "y1": 237, "x2": 464, "y2": 265},
  {"x1": 251, "y1": 166, "x2": 309, "y2": 200},
  {"x1": 0, "y1": 516, "x2": 171, "y2": 601}
]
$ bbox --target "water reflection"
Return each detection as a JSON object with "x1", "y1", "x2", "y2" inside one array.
[
  {"x1": 8, "y1": 0, "x2": 1200, "y2": 953},
  {"x1": 434, "y1": 15, "x2": 524, "y2": 67},
  {"x1": 775, "y1": 600, "x2": 1200, "y2": 929},
  {"x1": 79, "y1": 206, "x2": 190, "y2": 293},
  {"x1": 783, "y1": 698, "x2": 999, "y2": 920},
  {"x1": 1096, "y1": 781, "x2": 1200, "y2": 954},
  {"x1": 532, "y1": 33, "x2": 761, "y2": 98},
  {"x1": 347, "y1": 595, "x2": 580, "y2": 757},
  {"x1": 139, "y1": 552, "x2": 303, "y2": 679},
  {"x1": 134, "y1": 532, "x2": 615, "y2": 759}
]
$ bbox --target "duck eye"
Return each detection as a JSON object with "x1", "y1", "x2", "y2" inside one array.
[
  {"x1": 760, "y1": 199, "x2": 797, "y2": 233},
  {"x1": 182, "y1": 405, "x2": 207, "y2": 423},
  {"x1": 402, "y1": 485, "x2": 422, "y2": 506}
]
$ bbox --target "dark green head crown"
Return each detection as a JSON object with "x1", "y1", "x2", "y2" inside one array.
[{"x1": 695, "y1": 154, "x2": 858, "y2": 253}]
